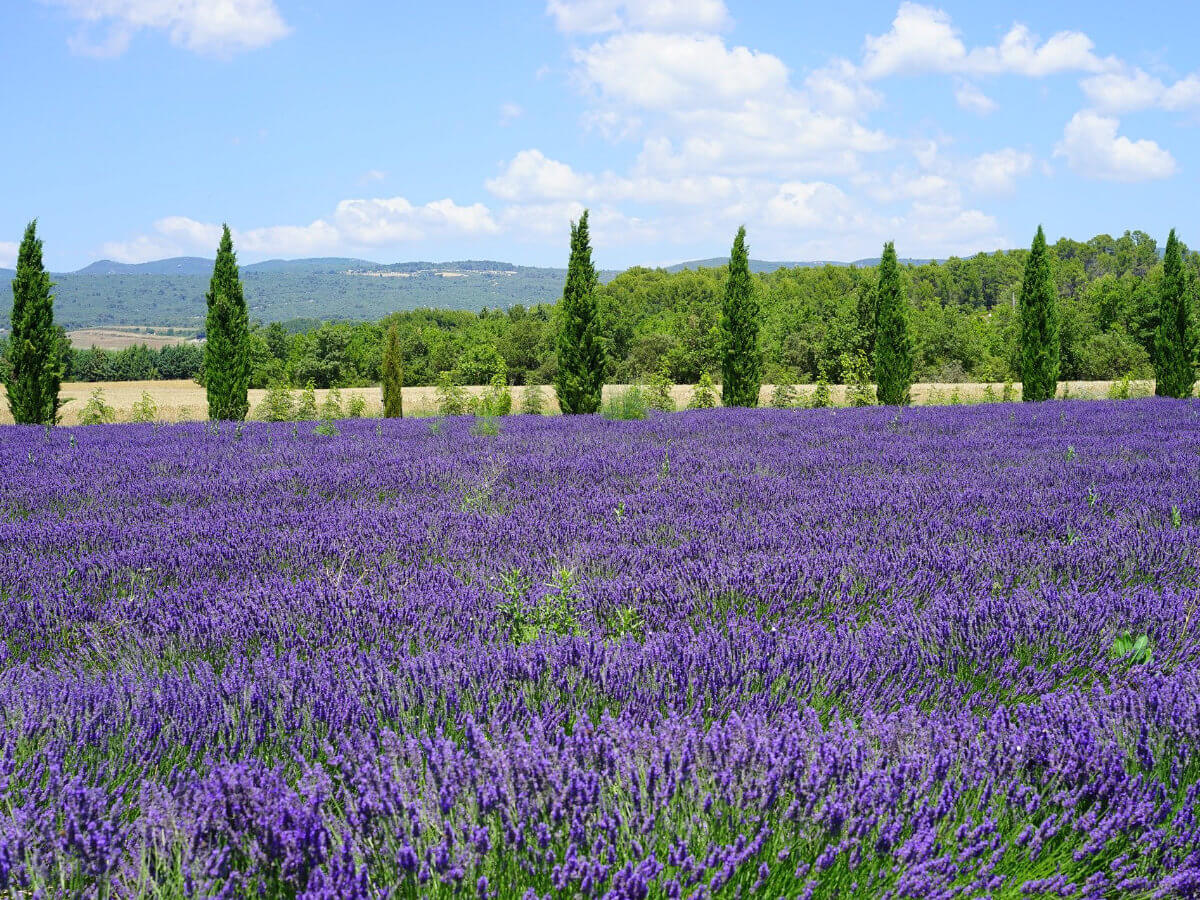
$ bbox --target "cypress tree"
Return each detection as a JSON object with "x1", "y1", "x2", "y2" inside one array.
[
  {"x1": 5, "y1": 220, "x2": 63, "y2": 425},
  {"x1": 1018, "y1": 225, "x2": 1060, "y2": 401},
  {"x1": 555, "y1": 210, "x2": 604, "y2": 414},
  {"x1": 1154, "y1": 229, "x2": 1195, "y2": 398},
  {"x1": 381, "y1": 323, "x2": 404, "y2": 417},
  {"x1": 204, "y1": 225, "x2": 250, "y2": 421},
  {"x1": 719, "y1": 226, "x2": 762, "y2": 407},
  {"x1": 873, "y1": 242, "x2": 913, "y2": 406}
]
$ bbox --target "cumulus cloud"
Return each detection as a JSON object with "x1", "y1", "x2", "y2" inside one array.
[
  {"x1": 43, "y1": 0, "x2": 290, "y2": 57},
  {"x1": 1053, "y1": 111, "x2": 1176, "y2": 182},
  {"x1": 576, "y1": 32, "x2": 789, "y2": 110},
  {"x1": 954, "y1": 81, "x2": 996, "y2": 115},
  {"x1": 764, "y1": 182, "x2": 859, "y2": 230},
  {"x1": 1081, "y1": 67, "x2": 1200, "y2": 114},
  {"x1": 101, "y1": 197, "x2": 498, "y2": 263},
  {"x1": 486, "y1": 150, "x2": 595, "y2": 201},
  {"x1": 861, "y1": 3, "x2": 1108, "y2": 79},
  {"x1": 965, "y1": 149, "x2": 1033, "y2": 193},
  {"x1": 546, "y1": 0, "x2": 729, "y2": 34}
]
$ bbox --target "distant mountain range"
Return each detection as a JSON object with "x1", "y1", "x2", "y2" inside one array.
[{"x1": 0, "y1": 254, "x2": 942, "y2": 330}]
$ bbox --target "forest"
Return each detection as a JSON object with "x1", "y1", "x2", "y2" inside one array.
[{"x1": 6, "y1": 229, "x2": 1193, "y2": 388}]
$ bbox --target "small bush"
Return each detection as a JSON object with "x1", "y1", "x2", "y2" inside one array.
[
  {"x1": 603, "y1": 385, "x2": 648, "y2": 420},
  {"x1": 769, "y1": 383, "x2": 797, "y2": 408},
  {"x1": 810, "y1": 365, "x2": 832, "y2": 409},
  {"x1": 687, "y1": 372, "x2": 717, "y2": 410},
  {"x1": 295, "y1": 382, "x2": 318, "y2": 420},
  {"x1": 78, "y1": 389, "x2": 116, "y2": 426},
  {"x1": 436, "y1": 371, "x2": 467, "y2": 416},
  {"x1": 519, "y1": 382, "x2": 546, "y2": 415},
  {"x1": 319, "y1": 387, "x2": 343, "y2": 420},
  {"x1": 1107, "y1": 374, "x2": 1133, "y2": 400},
  {"x1": 129, "y1": 391, "x2": 159, "y2": 424},
  {"x1": 841, "y1": 351, "x2": 875, "y2": 407},
  {"x1": 472, "y1": 372, "x2": 512, "y2": 418},
  {"x1": 257, "y1": 383, "x2": 296, "y2": 422},
  {"x1": 646, "y1": 370, "x2": 676, "y2": 413},
  {"x1": 346, "y1": 394, "x2": 367, "y2": 418}
]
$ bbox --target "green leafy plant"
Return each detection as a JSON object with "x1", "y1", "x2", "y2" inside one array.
[
  {"x1": 129, "y1": 390, "x2": 159, "y2": 424},
  {"x1": 841, "y1": 350, "x2": 875, "y2": 407},
  {"x1": 646, "y1": 368, "x2": 676, "y2": 413},
  {"x1": 436, "y1": 370, "x2": 467, "y2": 416},
  {"x1": 295, "y1": 382, "x2": 318, "y2": 420},
  {"x1": 1110, "y1": 631, "x2": 1153, "y2": 666},
  {"x1": 77, "y1": 388, "x2": 115, "y2": 426},
  {"x1": 519, "y1": 382, "x2": 546, "y2": 415},
  {"x1": 1065, "y1": 445, "x2": 1077, "y2": 462},
  {"x1": 602, "y1": 384, "x2": 648, "y2": 420},
  {"x1": 1171, "y1": 505, "x2": 1183, "y2": 529},
  {"x1": 769, "y1": 382, "x2": 797, "y2": 408},
  {"x1": 346, "y1": 394, "x2": 367, "y2": 418},
  {"x1": 810, "y1": 364, "x2": 832, "y2": 408},
  {"x1": 256, "y1": 382, "x2": 296, "y2": 422},
  {"x1": 687, "y1": 372, "x2": 717, "y2": 410},
  {"x1": 1107, "y1": 374, "x2": 1133, "y2": 400}
]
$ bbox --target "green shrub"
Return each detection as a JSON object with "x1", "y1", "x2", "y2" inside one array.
[
  {"x1": 841, "y1": 350, "x2": 875, "y2": 407},
  {"x1": 602, "y1": 384, "x2": 648, "y2": 420},
  {"x1": 436, "y1": 371, "x2": 467, "y2": 416},
  {"x1": 472, "y1": 372, "x2": 512, "y2": 417},
  {"x1": 129, "y1": 391, "x2": 159, "y2": 424},
  {"x1": 77, "y1": 389, "x2": 115, "y2": 426},
  {"x1": 810, "y1": 364, "x2": 831, "y2": 408},
  {"x1": 318, "y1": 387, "x2": 343, "y2": 420},
  {"x1": 686, "y1": 372, "x2": 717, "y2": 410},
  {"x1": 295, "y1": 382, "x2": 318, "y2": 420},
  {"x1": 256, "y1": 383, "x2": 296, "y2": 422},
  {"x1": 519, "y1": 383, "x2": 546, "y2": 415},
  {"x1": 646, "y1": 369, "x2": 676, "y2": 413},
  {"x1": 346, "y1": 394, "x2": 367, "y2": 418},
  {"x1": 769, "y1": 383, "x2": 797, "y2": 408}
]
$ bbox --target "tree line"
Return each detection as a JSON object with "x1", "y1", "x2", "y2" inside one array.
[{"x1": 4, "y1": 217, "x2": 1197, "y2": 424}]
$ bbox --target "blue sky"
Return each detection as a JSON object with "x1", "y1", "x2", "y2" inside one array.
[{"x1": 2, "y1": 0, "x2": 1198, "y2": 271}]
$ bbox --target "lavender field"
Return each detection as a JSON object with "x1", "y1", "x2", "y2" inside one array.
[{"x1": 2, "y1": 401, "x2": 1199, "y2": 898}]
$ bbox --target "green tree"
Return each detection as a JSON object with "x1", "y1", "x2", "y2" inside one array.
[
  {"x1": 555, "y1": 210, "x2": 605, "y2": 414},
  {"x1": 1155, "y1": 229, "x2": 1196, "y2": 398},
  {"x1": 719, "y1": 226, "x2": 762, "y2": 407},
  {"x1": 873, "y1": 242, "x2": 913, "y2": 405},
  {"x1": 204, "y1": 225, "x2": 250, "y2": 420},
  {"x1": 1019, "y1": 226, "x2": 1060, "y2": 401},
  {"x1": 381, "y1": 323, "x2": 404, "y2": 417},
  {"x1": 5, "y1": 221, "x2": 63, "y2": 424}
]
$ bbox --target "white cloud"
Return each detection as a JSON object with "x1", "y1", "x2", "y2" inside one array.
[
  {"x1": 1081, "y1": 67, "x2": 1200, "y2": 114},
  {"x1": 954, "y1": 81, "x2": 996, "y2": 115},
  {"x1": 576, "y1": 32, "x2": 789, "y2": 110},
  {"x1": 0, "y1": 242, "x2": 19, "y2": 269},
  {"x1": 965, "y1": 148, "x2": 1033, "y2": 193},
  {"x1": 966, "y1": 24, "x2": 1106, "y2": 77},
  {"x1": 44, "y1": 0, "x2": 290, "y2": 56},
  {"x1": 101, "y1": 197, "x2": 498, "y2": 263},
  {"x1": 546, "y1": 0, "x2": 729, "y2": 34},
  {"x1": 862, "y1": 3, "x2": 966, "y2": 78},
  {"x1": 487, "y1": 150, "x2": 595, "y2": 201},
  {"x1": 804, "y1": 60, "x2": 882, "y2": 116},
  {"x1": 499, "y1": 102, "x2": 524, "y2": 125},
  {"x1": 334, "y1": 197, "x2": 498, "y2": 244},
  {"x1": 1053, "y1": 111, "x2": 1176, "y2": 182},
  {"x1": 359, "y1": 169, "x2": 388, "y2": 184},
  {"x1": 764, "y1": 182, "x2": 859, "y2": 230},
  {"x1": 862, "y1": 3, "x2": 1108, "y2": 79}
]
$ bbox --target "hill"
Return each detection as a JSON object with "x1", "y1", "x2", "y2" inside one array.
[{"x1": 1, "y1": 254, "x2": 939, "y2": 330}]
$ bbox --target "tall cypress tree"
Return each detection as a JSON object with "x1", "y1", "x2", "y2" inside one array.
[
  {"x1": 5, "y1": 220, "x2": 62, "y2": 425},
  {"x1": 555, "y1": 210, "x2": 604, "y2": 414},
  {"x1": 204, "y1": 225, "x2": 250, "y2": 421},
  {"x1": 381, "y1": 323, "x2": 404, "y2": 417},
  {"x1": 1155, "y1": 229, "x2": 1195, "y2": 398},
  {"x1": 719, "y1": 226, "x2": 762, "y2": 407},
  {"x1": 873, "y1": 242, "x2": 913, "y2": 406},
  {"x1": 1018, "y1": 225, "x2": 1060, "y2": 401}
]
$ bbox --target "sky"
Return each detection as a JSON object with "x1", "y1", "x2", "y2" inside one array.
[{"x1": 1, "y1": 0, "x2": 1198, "y2": 271}]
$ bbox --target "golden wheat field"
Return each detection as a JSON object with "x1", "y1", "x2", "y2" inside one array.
[{"x1": 0, "y1": 379, "x2": 1165, "y2": 426}]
